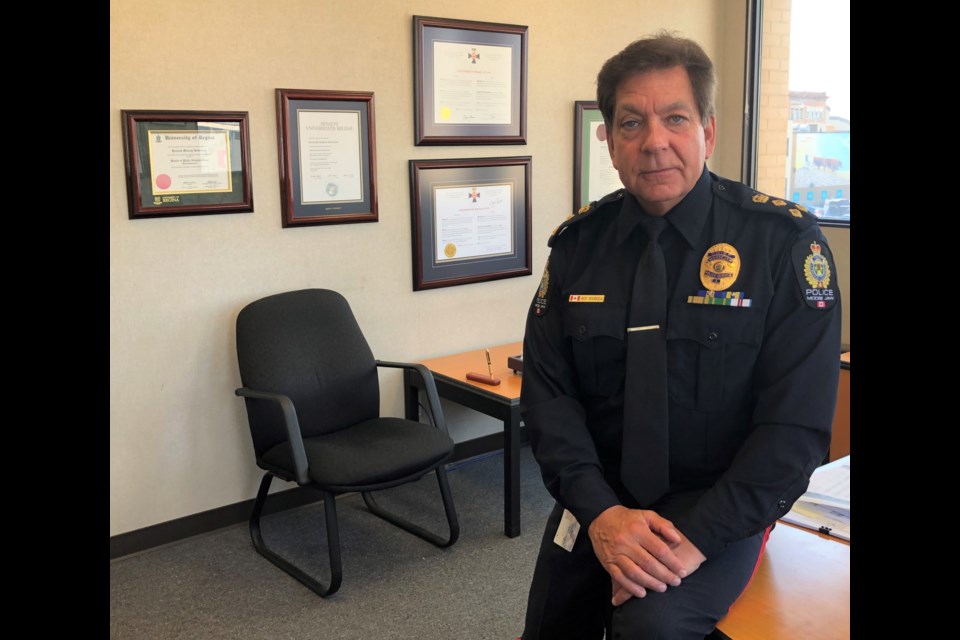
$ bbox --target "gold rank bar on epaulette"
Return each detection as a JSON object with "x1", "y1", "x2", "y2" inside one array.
[
  {"x1": 686, "y1": 290, "x2": 752, "y2": 307},
  {"x1": 750, "y1": 193, "x2": 807, "y2": 219}
]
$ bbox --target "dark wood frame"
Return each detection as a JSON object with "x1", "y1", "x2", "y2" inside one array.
[
  {"x1": 409, "y1": 157, "x2": 532, "y2": 291},
  {"x1": 121, "y1": 110, "x2": 254, "y2": 219},
  {"x1": 573, "y1": 100, "x2": 624, "y2": 211},
  {"x1": 414, "y1": 16, "x2": 528, "y2": 146},
  {"x1": 276, "y1": 89, "x2": 378, "y2": 227}
]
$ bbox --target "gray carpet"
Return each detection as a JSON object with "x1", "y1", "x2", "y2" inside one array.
[{"x1": 110, "y1": 446, "x2": 554, "y2": 639}]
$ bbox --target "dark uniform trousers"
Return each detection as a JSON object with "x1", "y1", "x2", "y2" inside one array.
[{"x1": 522, "y1": 491, "x2": 765, "y2": 640}]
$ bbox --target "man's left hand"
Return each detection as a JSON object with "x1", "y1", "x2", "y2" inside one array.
[{"x1": 610, "y1": 529, "x2": 706, "y2": 606}]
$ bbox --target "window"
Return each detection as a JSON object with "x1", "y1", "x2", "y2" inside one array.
[{"x1": 750, "y1": 0, "x2": 850, "y2": 226}]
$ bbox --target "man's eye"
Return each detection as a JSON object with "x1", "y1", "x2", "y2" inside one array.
[
  {"x1": 621, "y1": 119, "x2": 641, "y2": 129},
  {"x1": 668, "y1": 115, "x2": 687, "y2": 124}
]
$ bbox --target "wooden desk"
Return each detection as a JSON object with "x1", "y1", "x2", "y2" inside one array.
[
  {"x1": 404, "y1": 342, "x2": 524, "y2": 537},
  {"x1": 831, "y1": 352, "x2": 851, "y2": 461},
  {"x1": 714, "y1": 522, "x2": 850, "y2": 639}
]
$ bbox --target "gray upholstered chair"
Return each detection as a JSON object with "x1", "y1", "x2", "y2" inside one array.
[{"x1": 235, "y1": 288, "x2": 459, "y2": 596}]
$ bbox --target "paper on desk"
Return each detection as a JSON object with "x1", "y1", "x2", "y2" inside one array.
[
  {"x1": 781, "y1": 455, "x2": 850, "y2": 540},
  {"x1": 783, "y1": 501, "x2": 850, "y2": 540},
  {"x1": 799, "y1": 457, "x2": 850, "y2": 509}
]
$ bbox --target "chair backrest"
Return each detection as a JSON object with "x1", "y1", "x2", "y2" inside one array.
[{"x1": 236, "y1": 289, "x2": 379, "y2": 457}]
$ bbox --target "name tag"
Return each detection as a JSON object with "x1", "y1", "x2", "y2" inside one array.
[
  {"x1": 553, "y1": 509, "x2": 580, "y2": 551},
  {"x1": 568, "y1": 294, "x2": 605, "y2": 303}
]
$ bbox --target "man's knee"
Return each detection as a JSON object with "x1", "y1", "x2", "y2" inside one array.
[{"x1": 611, "y1": 592, "x2": 715, "y2": 640}]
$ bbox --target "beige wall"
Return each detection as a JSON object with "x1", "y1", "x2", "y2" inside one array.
[{"x1": 110, "y1": 0, "x2": 753, "y2": 537}]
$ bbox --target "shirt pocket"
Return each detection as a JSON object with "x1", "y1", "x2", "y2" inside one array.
[
  {"x1": 562, "y1": 304, "x2": 627, "y2": 397},
  {"x1": 666, "y1": 307, "x2": 763, "y2": 411}
]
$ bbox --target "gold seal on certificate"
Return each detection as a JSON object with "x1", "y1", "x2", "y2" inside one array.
[{"x1": 444, "y1": 243, "x2": 457, "y2": 258}]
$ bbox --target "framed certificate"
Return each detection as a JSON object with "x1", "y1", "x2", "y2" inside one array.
[
  {"x1": 574, "y1": 101, "x2": 624, "y2": 211},
  {"x1": 409, "y1": 157, "x2": 532, "y2": 291},
  {"x1": 414, "y1": 16, "x2": 528, "y2": 146},
  {"x1": 276, "y1": 89, "x2": 378, "y2": 227},
  {"x1": 121, "y1": 110, "x2": 253, "y2": 219}
]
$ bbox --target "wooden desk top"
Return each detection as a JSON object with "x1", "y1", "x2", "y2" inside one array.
[
  {"x1": 716, "y1": 522, "x2": 850, "y2": 639},
  {"x1": 418, "y1": 341, "x2": 524, "y2": 402}
]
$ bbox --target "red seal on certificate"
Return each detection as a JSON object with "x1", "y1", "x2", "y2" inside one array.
[{"x1": 155, "y1": 174, "x2": 172, "y2": 190}]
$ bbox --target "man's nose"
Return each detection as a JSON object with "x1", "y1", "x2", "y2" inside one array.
[{"x1": 641, "y1": 120, "x2": 669, "y2": 153}]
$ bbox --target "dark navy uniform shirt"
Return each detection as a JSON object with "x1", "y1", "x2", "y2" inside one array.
[{"x1": 521, "y1": 167, "x2": 841, "y2": 558}]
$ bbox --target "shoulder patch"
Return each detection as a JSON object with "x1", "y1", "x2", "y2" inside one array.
[
  {"x1": 791, "y1": 235, "x2": 838, "y2": 310},
  {"x1": 548, "y1": 189, "x2": 625, "y2": 247},
  {"x1": 533, "y1": 258, "x2": 551, "y2": 316}
]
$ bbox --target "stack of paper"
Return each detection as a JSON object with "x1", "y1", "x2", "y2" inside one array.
[{"x1": 781, "y1": 455, "x2": 850, "y2": 540}]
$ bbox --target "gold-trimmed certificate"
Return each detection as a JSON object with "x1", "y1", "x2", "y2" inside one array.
[
  {"x1": 146, "y1": 129, "x2": 232, "y2": 194},
  {"x1": 433, "y1": 182, "x2": 514, "y2": 263},
  {"x1": 432, "y1": 41, "x2": 512, "y2": 125}
]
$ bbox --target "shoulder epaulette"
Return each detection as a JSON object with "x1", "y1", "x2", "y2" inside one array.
[
  {"x1": 712, "y1": 176, "x2": 817, "y2": 228},
  {"x1": 547, "y1": 189, "x2": 625, "y2": 247}
]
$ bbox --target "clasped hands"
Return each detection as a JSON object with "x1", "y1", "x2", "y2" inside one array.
[{"x1": 588, "y1": 505, "x2": 706, "y2": 606}]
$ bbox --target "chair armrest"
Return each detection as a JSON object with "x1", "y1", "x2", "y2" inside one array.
[
  {"x1": 235, "y1": 387, "x2": 310, "y2": 485},
  {"x1": 375, "y1": 360, "x2": 448, "y2": 434}
]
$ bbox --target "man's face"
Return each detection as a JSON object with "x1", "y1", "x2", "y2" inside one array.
[{"x1": 606, "y1": 66, "x2": 716, "y2": 216}]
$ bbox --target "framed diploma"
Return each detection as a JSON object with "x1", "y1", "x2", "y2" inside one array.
[
  {"x1": 276, "y1": 89, "x2": 378, "y2": 227},
  {"x1": 121, "y1": 110, "x2": 253, "y2": 219},
  {"x1": 574, "y1": 101, "x2": 624, "y2": 211},
  {"x1": 414, "y1": 16, "x2": 528, "y2": 146},
  {"x1": 409, "y1": 157, "x2": 532, "y2": 291}
]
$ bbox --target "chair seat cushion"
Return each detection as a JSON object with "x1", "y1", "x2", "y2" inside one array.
[{"x1": 260, "y1": 417, "x2": 454, "y2": 489}]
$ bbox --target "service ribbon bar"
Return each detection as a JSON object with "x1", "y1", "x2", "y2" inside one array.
[{"x1": 686, "y1": 290, "x2": 752, "y2": 307}]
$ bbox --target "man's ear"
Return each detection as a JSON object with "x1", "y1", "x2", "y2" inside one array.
[{"x1": 703, "y1": 115, "x2": 717, "y2": 160}]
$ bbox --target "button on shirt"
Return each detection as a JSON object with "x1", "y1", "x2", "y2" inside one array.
[{"x1": 520, "y1": 167, "x2": 841, "y2": 558}]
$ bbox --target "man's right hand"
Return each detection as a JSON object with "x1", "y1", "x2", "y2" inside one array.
[{"x1": 587, "y1": 505, "x2": 688, "y2": 602}]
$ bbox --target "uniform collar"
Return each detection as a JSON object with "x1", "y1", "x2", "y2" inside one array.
[{"x1": 616, "y1": 166, "x2": 712, "y2": 248}]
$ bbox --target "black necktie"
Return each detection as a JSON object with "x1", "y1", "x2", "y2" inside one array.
[{"x1": 621, "y1": 215, "x2": 670, "y2": 506}]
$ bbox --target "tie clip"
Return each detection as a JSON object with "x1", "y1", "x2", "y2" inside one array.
[{"x1": 627, "y1": 325, "x2": 660, "y2": 332}]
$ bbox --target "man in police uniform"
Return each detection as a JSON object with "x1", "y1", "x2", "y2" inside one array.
[{"x1": 519, "y1": 33, "x2": 841, "y2": 639}]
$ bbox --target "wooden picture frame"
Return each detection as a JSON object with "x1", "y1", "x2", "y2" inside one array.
[
  {"x1": 409, "y1": 156, "x2": 532, "y2": 290},
  {"x1": 121, "y1": 110, "x2": 253, "y2": 219},
  {"x1": 573, "y1": 100, "x2": 623, "y2": 211},
  {"x1": 276, "y1": 89, "x2": 378, "y2": 227},
  {"x1": 414, "y1": 16, "x2": 528, "y2": 145}
]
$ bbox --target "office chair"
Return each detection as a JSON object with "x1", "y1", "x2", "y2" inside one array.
[{"x1": 235, "y1": 288, "x2": 459, "y2": 597}]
